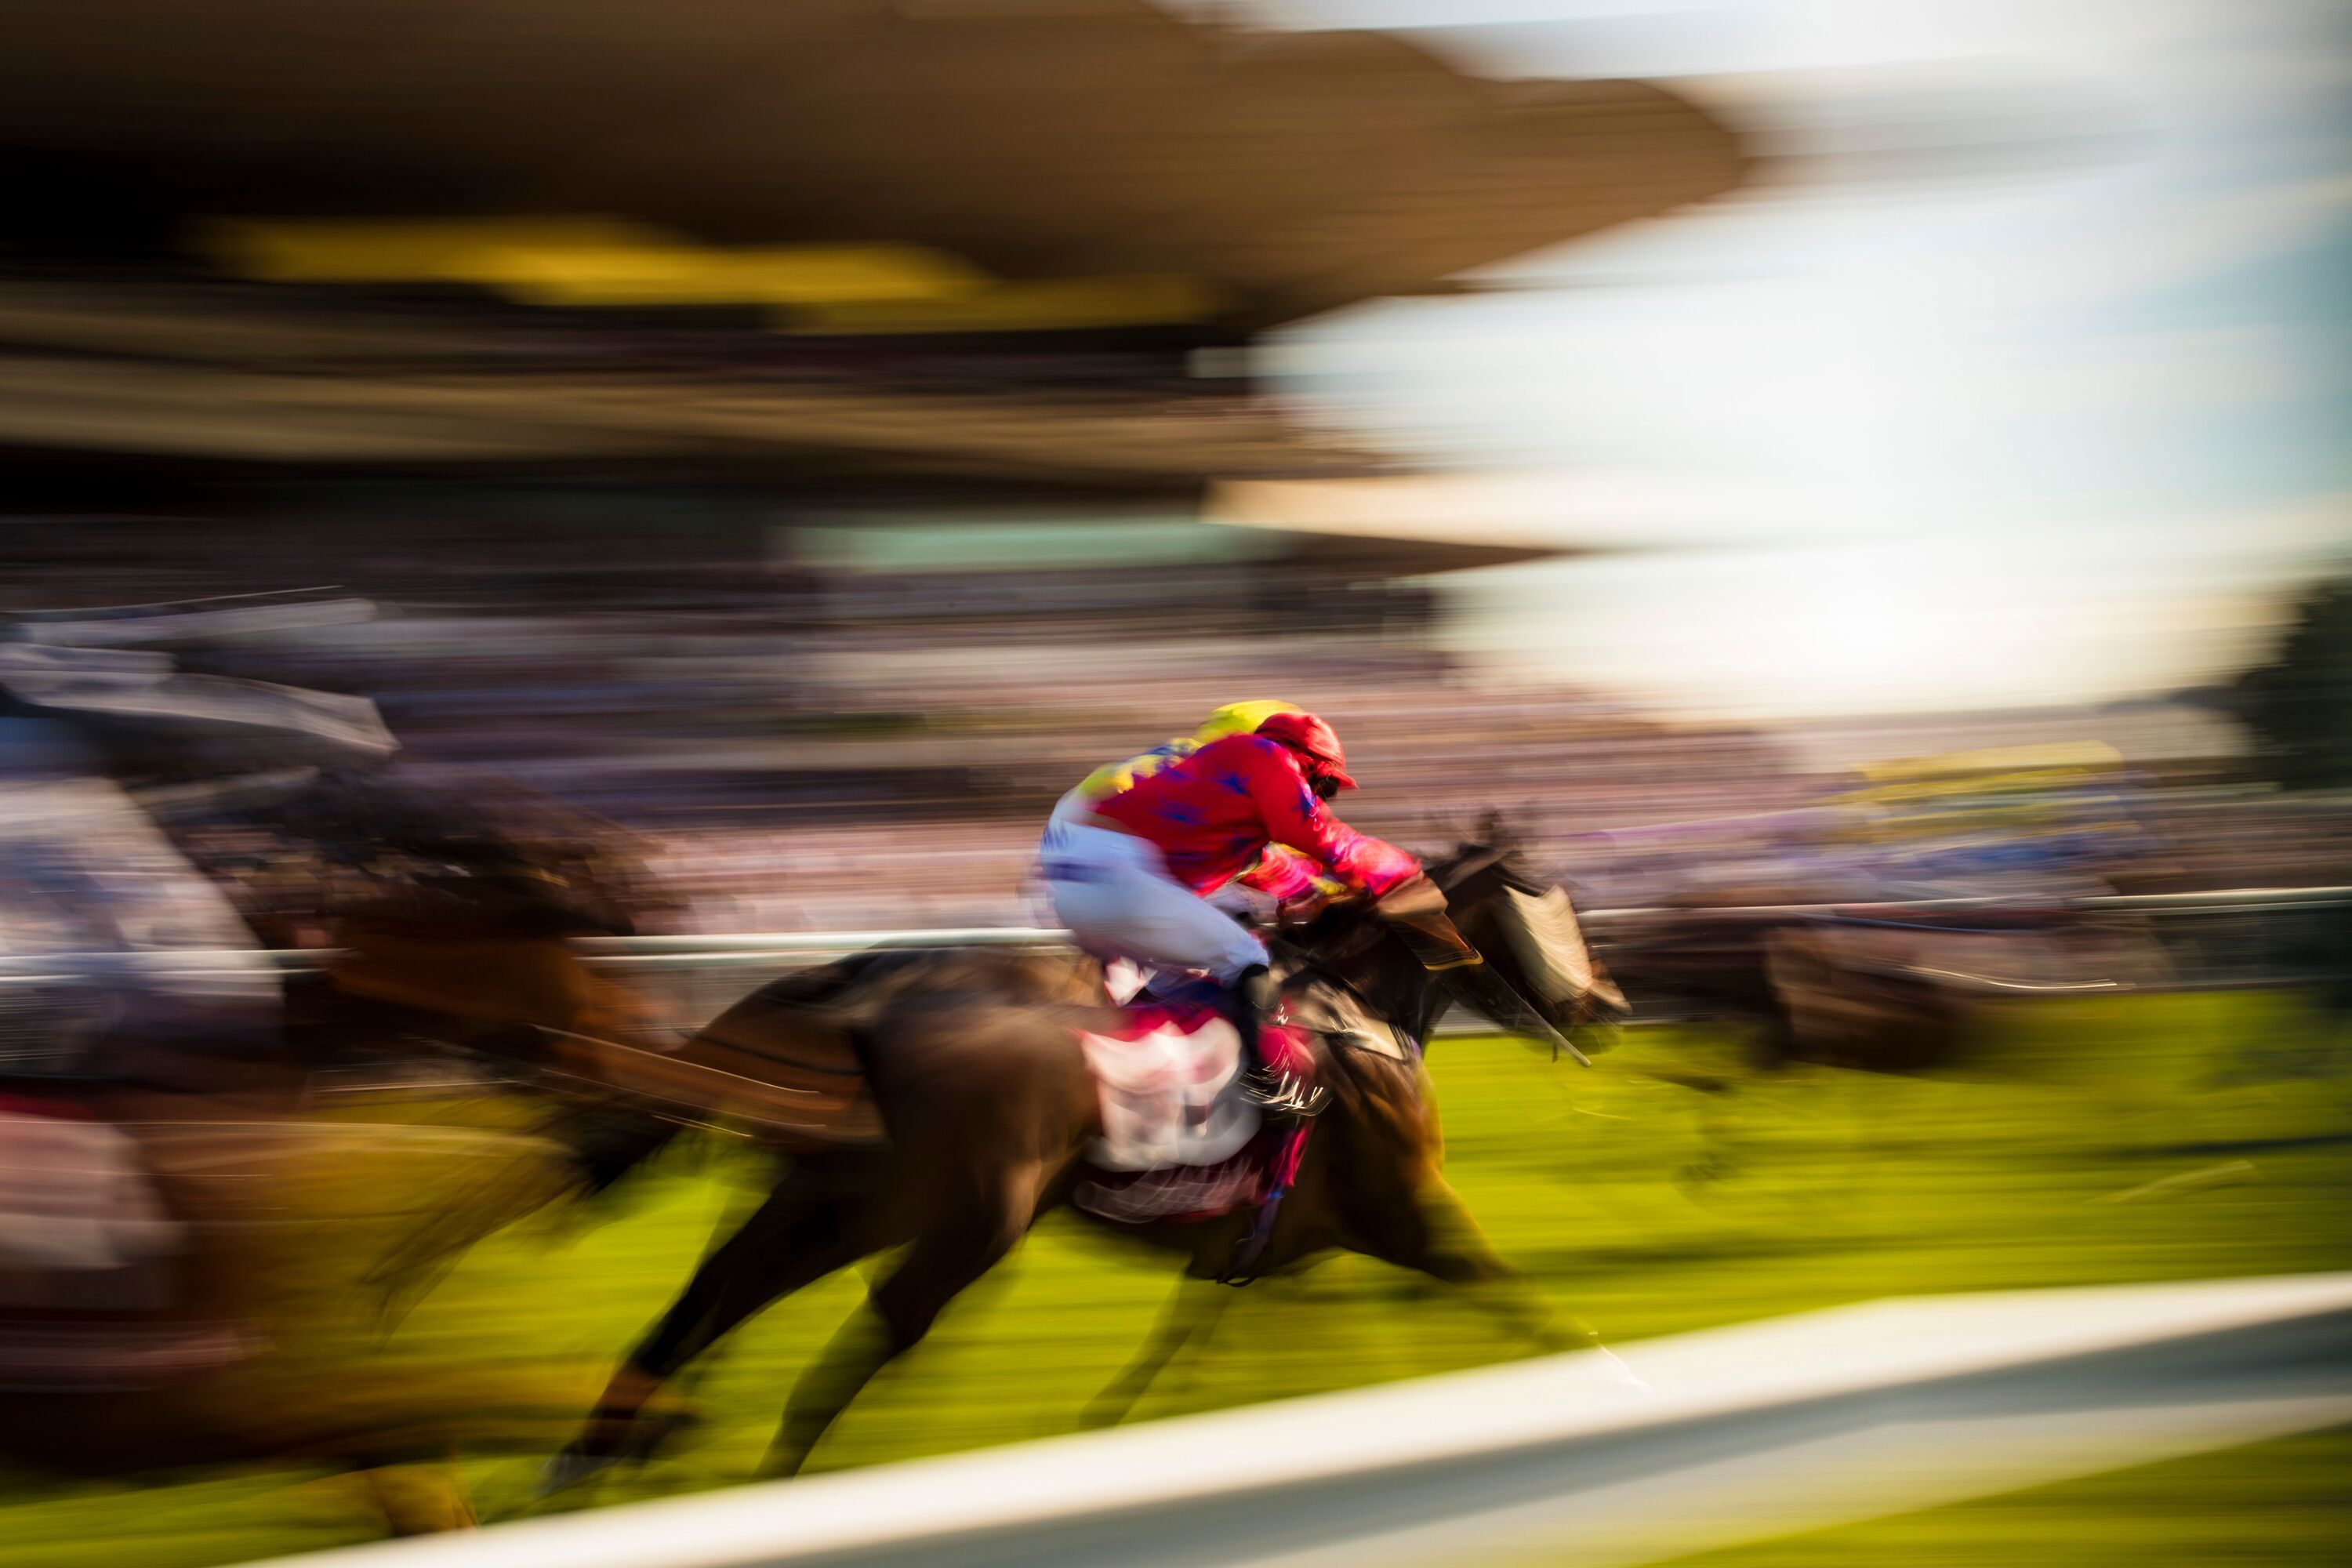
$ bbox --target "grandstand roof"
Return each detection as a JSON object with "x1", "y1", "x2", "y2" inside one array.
[{"x1": 0, "y1": 0, "x2": 1744, "y2": 333}]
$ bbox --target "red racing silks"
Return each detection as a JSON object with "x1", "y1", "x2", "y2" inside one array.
[{"x1": 1092, "y1": 734, "x2": 1421, "y2": 898}]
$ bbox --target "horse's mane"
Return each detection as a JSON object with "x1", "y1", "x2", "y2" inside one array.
[
  {"x1": 294, "y1": 766, "x2": 653, "y2": 938},
  {"x1": 1272, "y1": 840, "x2": 1503, "y2": 1036}
]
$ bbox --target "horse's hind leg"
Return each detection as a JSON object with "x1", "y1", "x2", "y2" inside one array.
[
  {"x1": 541, "y1": 1179, "x2": 857, "y2": 1494},
  {"x1": 1080, "y1": 1273, "x2": 1232, "y2": 1430},
  {"x1": 764, "y1": 1163, "x2": 1042, "y2": 1478},
  {"x1": 364, "y1": 1138, "x2": 590, "y2": 1330},
  {"x1": 627, "y1": 1180, "x2": 857, "y2": 1387}
]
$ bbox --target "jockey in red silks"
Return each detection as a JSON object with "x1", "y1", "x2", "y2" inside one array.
[
  {"x1": 1040, "y1": 710, "x2": 1420, "y2": 1110},
  {"x1": 1046, "y1": 699, "x2": 1303, "y2": 828}
]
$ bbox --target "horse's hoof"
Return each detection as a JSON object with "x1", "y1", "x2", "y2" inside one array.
[
  {"x1": 1076, "y1": 1398, "x2": 1130, "y2": 1432},
  {"x1": 532, "y1": 1447, "x2": 615, "y2": 1500},
  {"x1": 1592, "y1": 1345, "x2": 1653, "y2": 1395},
  {"x1": 533, "y1": 1408, "x2": 696, "y2": 1500},
  {"x1": 755, "y1": 1433, "x2": 822, "y2": 1482}
]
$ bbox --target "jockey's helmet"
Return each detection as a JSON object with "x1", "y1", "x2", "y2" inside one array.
[
  {"x1": 1255, "y1": 710, "x2": 1358, "y2": 792},
  {"x1": 1196, "y1": 699, "x2": 1300, "y2": 744}
]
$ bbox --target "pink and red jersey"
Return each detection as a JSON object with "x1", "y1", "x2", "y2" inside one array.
[{"x1": 1089, "y1": 733, "x2": 1420, "y2": 898}]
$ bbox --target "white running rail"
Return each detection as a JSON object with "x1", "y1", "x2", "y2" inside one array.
[
  {"x1": 2, "y1": 885, "x2": 2344, "y2": 982},
  {"x1": 245, "y1": 1272, "x2": 2352, "y2": 1568}
]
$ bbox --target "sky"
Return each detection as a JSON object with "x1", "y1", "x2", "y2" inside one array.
[{"x1": 1182, "y1": 1, "x2": 2352, "y2": 717}]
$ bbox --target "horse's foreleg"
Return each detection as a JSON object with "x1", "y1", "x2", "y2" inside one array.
[
  {"x1": 366, "y1": 1113, "x2": 677, "y2": 1334},
  {"x1": 548, "y1": 1108, "x2": 681, "y2": 1200},
  {"x1": 1080, "y1": 1273, "x2": 1232, "y2": 1430},
  {"x1": 1359, "y1": 1178, "x2": 1595, "y2": 1356},
  {"x1": 764, "y1": 1163, "x2": 1040, "y2": 1478},
  {"x1": 1405, "y1": 1191, "x2": 1648, "y2": 1385}
]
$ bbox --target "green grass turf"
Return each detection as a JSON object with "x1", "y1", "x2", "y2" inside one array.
[
  {"x1": 2, "y1": 989, "x2": 2347, "y2": 1566},
  {"x1": 1657, "y1": 1422, "x2": 2352, "y2": 1568}
]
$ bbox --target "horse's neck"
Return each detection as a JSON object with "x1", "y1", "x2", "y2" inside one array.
[
  {"x1": 1312, "y1": 1008, "x2": 1433, "y2": 1142},
  {"x1": 1282, "y1": 947, "x2": 1440, "y2": 1049},
  {"x1": 1388, "y1": 971, "x2": 1443, "y2": 1048}
]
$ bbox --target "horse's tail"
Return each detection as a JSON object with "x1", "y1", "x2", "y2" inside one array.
[
  {"x1": 557, "y1": 946, "x2": 1107, "y2": 1144},
  {"x1": 602, "y1": 955, "x2": 899, "y2": 1143}
]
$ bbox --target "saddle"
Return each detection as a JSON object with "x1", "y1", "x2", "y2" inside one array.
[{"x1": 1276, "y1": 973, "x2": 1417, "y2": 1065}]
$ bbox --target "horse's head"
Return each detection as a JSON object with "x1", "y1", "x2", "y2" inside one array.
[
  {"x1": 1425, "y1": 838, "x2": 1629, "y2": 1035},
  {"x1": 1280, "y1": 830, "x2": 1628, "y2": 1053}
]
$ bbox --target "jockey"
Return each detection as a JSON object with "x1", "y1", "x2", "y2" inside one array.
[
  {"x1": 0, "y1": 599, "x2": 394, "y2": 1080},
  {"x1": 1040, "y1": 710, "x2": 1420, "y2": 1109},
  {"x1": 1048, "y1": 699, "x2": 1303, "y2": 827},
  {"x1": 1048, "y1": 699, "x2": 1316, "y2": 924}
]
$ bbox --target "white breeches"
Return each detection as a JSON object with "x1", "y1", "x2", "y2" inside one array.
[
  {"x1": 0, "y1": 776, "x2": 280, "y2": 1045},
  {"x1": 1039, "y1": 818, "x2": 1266, "y2": 985}
]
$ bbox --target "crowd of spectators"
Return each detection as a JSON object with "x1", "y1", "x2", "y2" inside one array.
[{"x1": 16, "y1": 537, "x2": 2347, "y2": 949}]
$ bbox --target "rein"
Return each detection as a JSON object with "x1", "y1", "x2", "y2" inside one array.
[{"x1": 1275, "y1": 848, "x2": 1599, "y2": 1066}]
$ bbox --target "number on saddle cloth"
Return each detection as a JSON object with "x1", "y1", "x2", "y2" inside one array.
[{"x1": 1075, "y1": 1002, "x2": 1259, "y2": 1174}]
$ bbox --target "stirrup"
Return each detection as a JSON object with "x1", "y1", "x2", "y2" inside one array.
[{"x1": 1239, "y1": 1065, "x2": 1327, "y2": 1118}]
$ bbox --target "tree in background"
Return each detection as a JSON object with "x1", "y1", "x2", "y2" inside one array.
[{"x1": 2234, "y1": 576, "x2": 2352, "y2": 791}]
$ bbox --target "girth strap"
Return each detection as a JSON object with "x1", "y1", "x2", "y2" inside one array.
[{"x1": 1216, "y1": 1120, "x2": 1313, "y2": 1286}]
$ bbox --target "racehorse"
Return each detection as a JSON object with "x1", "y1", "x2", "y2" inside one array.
[
  {"x1": 283, "y1": 784, "x2": 700, "y2": 1320},
  {"x1": 544, "y1": 837, "x2": 1626, "y2": 1489},
  {"x1": 0, "y1": 731, "x2": 702, "y2": 1534},
  {"x1": 0, "y1": 787, "x2": 694, "y2": 1534},
  {"x1": 0, "y1": 1084, "x2": 691, "y2": 1536}
]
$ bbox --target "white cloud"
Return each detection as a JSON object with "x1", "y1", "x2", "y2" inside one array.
[{"x1": 1250, "y1": 0, "x2": 2352, "y2": 715}]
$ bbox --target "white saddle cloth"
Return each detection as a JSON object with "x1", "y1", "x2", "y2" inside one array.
[
  {"x1": 1076, "y1": 1008, "x2": 1260, "y2": 1173},
  {"x1": 0, "y1": 1109, "x2": 186, "y2": 1306}
]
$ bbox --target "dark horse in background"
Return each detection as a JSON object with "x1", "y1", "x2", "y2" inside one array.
[
  {"x1": 543, "y1": 840, "x2": 1628, "y2": 1490},
  {"x1": 0, "y1": 766, "x2": 699, "y2": 1537}
]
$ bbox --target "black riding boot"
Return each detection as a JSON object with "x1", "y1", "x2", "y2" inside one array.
[{"x1": 1232, "y1": 964, "x2": 1323, "y2": 1117}]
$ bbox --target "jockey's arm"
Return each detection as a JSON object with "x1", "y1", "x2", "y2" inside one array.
[
  {"x1": 1225, "y1": 845, "x2": 1343, "y2": 927},
  {"x1": 1244, "y1": 753, "x2": 1421, "y2": 899},
  {"x1": 1236, "y1": 844, "x2": 1333, "y2": 902}
]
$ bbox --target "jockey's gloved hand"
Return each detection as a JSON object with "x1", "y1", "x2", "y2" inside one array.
[
  {"x1": 1394, "y1": 916, "x2": 1483, "y2": 971},
  {"x1": 1276, "y1": 890, "x2": 1330, "y2": 927}
]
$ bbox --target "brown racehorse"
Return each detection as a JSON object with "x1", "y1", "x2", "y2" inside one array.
[
  {"x1": 0, "y1": 774, "x2": 720, "y2": 1539},
  {"x1": 545, "y1": 840, "x2": 1626, "y2": 1490},
  {"x1": 0, "y1": 1086, "x2": 691, "y2": 1536},
  {"x1": 0, "y1": 809, "x2": 691, "y2": 1537}
]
